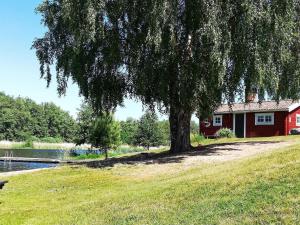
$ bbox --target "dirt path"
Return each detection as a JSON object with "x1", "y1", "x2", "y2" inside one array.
[{"x1": 183, "y1": 141, "x2": 293, "y2": 165}]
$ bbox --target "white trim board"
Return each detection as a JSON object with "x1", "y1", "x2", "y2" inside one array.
[{"x1": 289, "y1": 103, "x2": 300, "y2": 112}]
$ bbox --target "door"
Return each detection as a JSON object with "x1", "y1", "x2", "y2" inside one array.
[{"x1": 235, "y1": 114, "x2": 245, "y2": 138}]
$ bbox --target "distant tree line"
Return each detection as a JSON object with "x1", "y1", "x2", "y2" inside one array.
[
  {"x1": 0, "y1": 92, "x2": 199, "y2": 146},
  {"x1": 0, "y1": 92, "x2": 77, "y2": 142},
  {"x1": 120, "y1": 111, "x2": 199, "y2": 149}
]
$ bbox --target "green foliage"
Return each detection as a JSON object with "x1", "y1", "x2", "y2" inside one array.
[
  {"x1": 158, "y1": 120, "x2": 170, "y2": 145},
  {"x1": 40, "y1": 137, "x2": 63, "y2": 143},
  {"x1": 133, "y1": 111, "x2": 164, "y2": 149},
  {"x1": 0, "y1": 92, "x2": 77, "y2": 142},
  {"x1": 23, "y1": 139, "x2": 34, "y2": 149},
  {"x1": 34, "y1": 1, "x2": 300, "y2": 152},
  {"x1": 216, "y1": 128, "x2": 235, "y2": 139},
  {"x1": 190, "y1": 121, "x2": 199, "y2": 135},
  {"x1": 121, "y1": 118, "x2": 170, "y2": 146},
  {"x1": 90, "y1": 114, "x2": 121, "y2": 159},
  {"x1": 191, "y1": 133, "x2": 205, "y2": 146},
  {"x1": 120, "y1": 118, "x2": 138, "y2": 145},
  {"x1": 75, "y1": 103, "x2": 95, "y2": 145},
  {"x1": 111, "y1": 145, "x2": 145, "y2": 156},
  {"x1": 1, "y1": 138, "x2": 300, "y2": 224},
  {"x1": 74, "y1": 154, "x2": 101, "y2": 160}
]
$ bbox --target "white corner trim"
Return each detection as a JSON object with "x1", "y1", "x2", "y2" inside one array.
[{"x1": 289, "y1": 102, "x2": 300, "y2": 112}]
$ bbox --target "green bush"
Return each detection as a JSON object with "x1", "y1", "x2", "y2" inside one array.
[
  {"x1": 24, "y1": 139, "x2": 34, "y2": 148},
  {"x1": 216, "y1": 128, "x2": 235, "y2": 138},
  {"x1": 191, "y1": 133, "x2": 205, "y2": 145},
  {"x1": 40, "y1": 137, "x2": 63, "y2": 143},
  {"x1": 28, "y1": 136, "x2": 40, "y2": 142},
  {"x1": 75, "y1": 154, "x2": 101, "y2": 160}
]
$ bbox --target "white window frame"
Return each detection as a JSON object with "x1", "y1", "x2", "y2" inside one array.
[
  {"x1": 296, "y1": 114, "x2": 300, "y2": 126},
  {"x1": 255, "y1": 113, "x2": 274, "y2": 126},
  {"x1": 213, "y1": 115, "x2": 223, "y2": 127}
]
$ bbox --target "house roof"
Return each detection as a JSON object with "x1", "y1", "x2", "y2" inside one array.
[{"x1": 215, "y1": 100, "x2": 300, "y2": 114}]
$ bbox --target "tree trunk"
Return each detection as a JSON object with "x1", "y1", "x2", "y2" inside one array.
[
  {"x1": 169, "y1": 107, "x2": 192, "y2": 153},
  {"x1": 105, "y1": 149, "x2": 108, "y2": 160}
]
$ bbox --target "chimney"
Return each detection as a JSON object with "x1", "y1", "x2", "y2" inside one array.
[{"x1": 246, "y1": 87, "x2": 258, "y2": 103}]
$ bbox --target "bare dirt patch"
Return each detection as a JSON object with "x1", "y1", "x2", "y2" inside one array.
[
  {"x1": 124, "y1": 141, "x2": 295, "y2": 179},
  {"x1": 184, "y1": 141, "x2": 293, "y2": 164},
  {"x1": 86, "y1": 141, "x2": 295, "y2": 173}
]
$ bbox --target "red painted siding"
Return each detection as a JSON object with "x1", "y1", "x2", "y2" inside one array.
[
  {"x1": 245, "y1": 112, "x2": 288, "y2": 137},
  {"x1": 200, "y1": 114, "x2": 233, "y2": 137},
  {"x1": 200, "y1": 110, "x2": 295, "y2": 138},
  {"x1": 287, "y1": 107, "x2": 300, "y2": 133}
]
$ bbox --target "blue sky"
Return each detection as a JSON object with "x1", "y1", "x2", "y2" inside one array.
[
  {"x1": 0, "y1": 0, "x2": 148, "y2": 120},
  {"x1": 0, "y1": 1, "x2": 198, "y2": 122}
]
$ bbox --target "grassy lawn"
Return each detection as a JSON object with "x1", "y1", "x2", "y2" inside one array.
[{"x1": 0, "y1": 137, "x2": 300, "y2": 224}]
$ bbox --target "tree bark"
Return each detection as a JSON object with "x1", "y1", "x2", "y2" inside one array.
[
  {"x1": 105, "y1": 149, "x2": 108, "y2": 160},
  {"x1": 169, "y1": 107, "x2": 192, "y2": 153}
]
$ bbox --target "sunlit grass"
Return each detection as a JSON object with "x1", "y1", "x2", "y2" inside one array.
[{"x1": 0, "y1": 137, "x2": 300, "y2": 224}]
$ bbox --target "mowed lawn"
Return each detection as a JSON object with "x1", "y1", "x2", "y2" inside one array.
[{"x1": 0, "y1": 137, "x2": 300, "y2": 224}]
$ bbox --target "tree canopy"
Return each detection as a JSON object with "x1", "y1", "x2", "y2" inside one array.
[
  {"x1": 34, "y1": 0, "x2": 300, "y2": 152},
  {"x1": 0, "y1": 92, "x2": 77, "y2": 142},
  {"x1": 90, "y1": 114, "x2": 121, "y2": 159},
  {"x1": 133, "y1": 111, "x2": 164, "y2": 150}
]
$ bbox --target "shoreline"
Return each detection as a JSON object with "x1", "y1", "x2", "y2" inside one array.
[
  {"x1": 0, "y1": 167, "x2": 55, "y2": 177},
  {"x1": 0, "y1": 141, "x2": 91, "y2": 150}
]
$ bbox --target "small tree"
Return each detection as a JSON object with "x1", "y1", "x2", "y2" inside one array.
[
  {"x1": 120, "y1": 117, "x2": 138, "y2": 145},
  {"x1": 75, "y1": 103, "x2": 95, "y2": 146},
  {"x1": 133, "y1": 111, "x2": 163, "y2": 150},
  {"x1": 158, "y1": 120, "x2": 170, "y2": 146},
  {"x1": 90, "y1": 114, "x2": 121, "y2": 159}
]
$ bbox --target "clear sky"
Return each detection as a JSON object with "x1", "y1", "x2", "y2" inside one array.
[
  {"x1": 0, "y1": 0, "x2": 150, "y2": 120},
  {"x1": 0, "y1": 1, "x2": 198, "y2": 122}
]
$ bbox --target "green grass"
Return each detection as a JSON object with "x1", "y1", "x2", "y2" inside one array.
[
  {"x1": 0, "y1": 137, "x2": 300, "y2": 224},
  {"x1": 72, "y1": 146, "x2": 166, "y2": 160}
]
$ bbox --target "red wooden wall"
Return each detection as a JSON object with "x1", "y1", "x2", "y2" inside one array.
[
  {"x1": 245, "y1": 112, "x2": 288, "y2": 138},
  {"x1": 287, "y1": 107, "x2": 300, "y2": 133},
  {"x1": 200, "y1": 110, "x2": 295, "y2": 138},
  {"x1": 200, "y1": 114, "x2": 233, "y2": 137}
]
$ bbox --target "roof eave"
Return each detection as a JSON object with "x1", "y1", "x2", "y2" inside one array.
[{"x1": 214, "y1": 109, "x2": 289, "y2": 114}]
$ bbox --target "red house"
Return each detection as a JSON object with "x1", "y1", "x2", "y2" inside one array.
[{"x1": 200, "y1": 100, "x2": 300, "y2": 138}]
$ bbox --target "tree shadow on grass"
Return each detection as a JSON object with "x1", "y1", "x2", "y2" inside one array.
[{"x1": 80, "y1": 141, "x2": 281, "y2": 169}]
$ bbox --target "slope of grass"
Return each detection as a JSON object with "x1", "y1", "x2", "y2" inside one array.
[{"x1": 0, "y1": 140, "x2": 299, "y2": 224}]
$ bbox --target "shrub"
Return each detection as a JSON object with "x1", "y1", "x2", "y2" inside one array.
[
  {"x1": 40, "y1": 137, "x2": 63, "y2": 143},
  {"x1": 216, "y1": 128, "x2": 235, "y2": 138},
  {"x1": 23, "y1": 139, "x2": 34, "y2": 148},
  {"x1": 191, "y1": 133, "x2": 205, "y2": 145},
  {"x1": 29, "y1": 136, "x2": 40, "y2": 142}
]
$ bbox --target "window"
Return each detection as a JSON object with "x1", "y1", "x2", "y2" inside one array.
[
  {"x1": 255, "y1": 113, "x2": 274, "y2": 125},
  {"x1": 296, "y1": 114, "x2": 300, "y2": 126},
  {"x1": 213, "y1": 115, "x2": 223, "y2": 126}
]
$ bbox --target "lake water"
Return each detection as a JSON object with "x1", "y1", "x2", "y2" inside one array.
[
  {"x1": 0, "y1": 149, "x2": 100, "y2": 173},
  {"x1": 0, "y1": 161, "x2": 57, "y2": 173},
  {"x1": 0, "y1": 149, "x2": 101, "y2": 160}
]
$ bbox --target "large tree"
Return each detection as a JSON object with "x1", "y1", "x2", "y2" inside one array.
[{"x1": 33, "y1": 0, "x2": 300, "y2": 152}]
